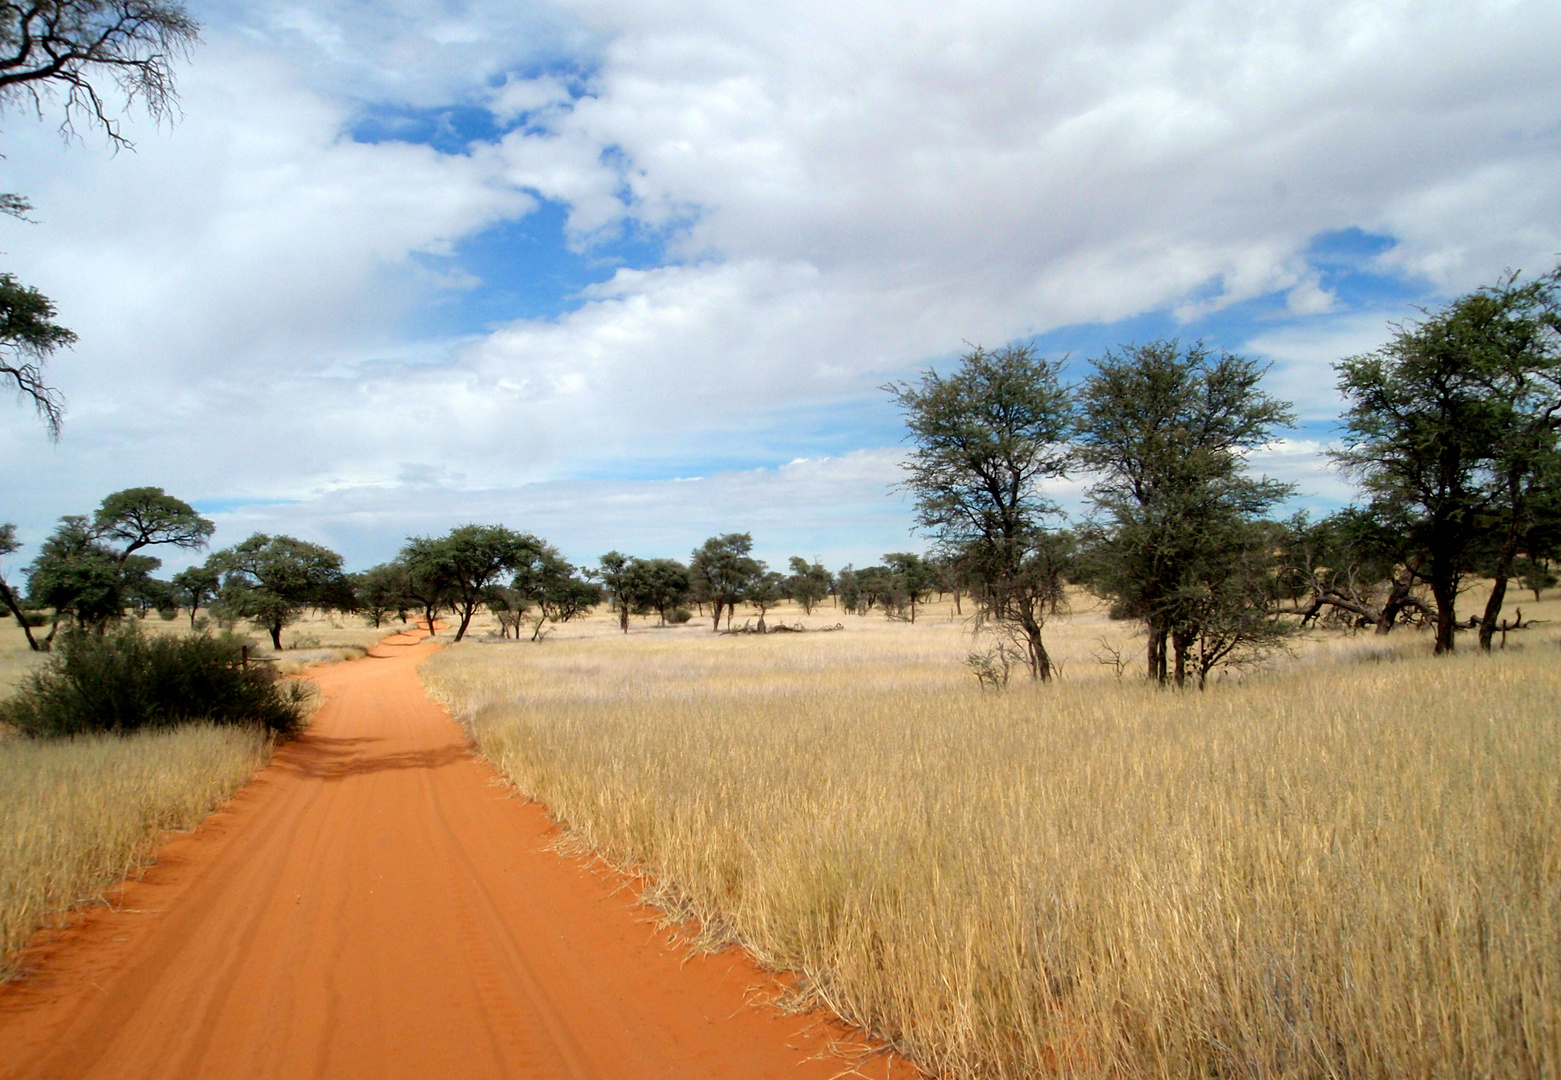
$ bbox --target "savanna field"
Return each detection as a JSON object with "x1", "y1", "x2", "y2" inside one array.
[
  {"x1": 420, "y1": 592, "x2": 1561, "y2": 1080},
  {"x1": 2, "y1": 594, "x2": 1558, "y2": 1077}
]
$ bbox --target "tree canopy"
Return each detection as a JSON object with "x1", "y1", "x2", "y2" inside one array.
[
  {"x1": 213, "y1": 534, "x2": 353, "y2": 650},
  {"x1": 1076, "y1": 340, "x2": 1294, "y2": 686},
  {"x1": 886, "y1": 343, "x2": 1073, "y2": 679},
  {"x1": 1333, "y1": 268, "x2": 1561, "y2": 653}
]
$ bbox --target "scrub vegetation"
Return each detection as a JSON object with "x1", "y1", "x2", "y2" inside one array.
[{"x1": 423, "y1": 599, "x2": 1561, "y2": 1080}]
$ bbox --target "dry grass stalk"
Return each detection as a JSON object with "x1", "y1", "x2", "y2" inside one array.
[
  {"x1": 422, "y1": 603, "x2": 1561, "y2": 1079},
  {"x1": 0, "y1": 725, "x2": 270, "y2": 978}
]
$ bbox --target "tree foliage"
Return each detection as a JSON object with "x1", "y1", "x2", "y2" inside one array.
[
  {"x1": 784, "y1": 556, "x2": 832, "y2": 615},
  {"x1": 598, "y1": 552, "x2": 693, "y2": 630},
  {"x1": 354, "y1": 562, "x2": 411, "y2": 629},
  {"x1": 19, "y1": 488, "x2": 212, "y2": 646},
  {"x1": 0, "y1": 522, "x2": 42, "y2": 649},
  {"x1": 170, "y1": 558, "x2": 220, "y2": 628},
  {"x1": 1, "y1": 1, "x2": 199, "y2": 438}
]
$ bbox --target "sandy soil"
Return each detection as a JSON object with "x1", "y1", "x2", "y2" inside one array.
[{"x1": 0, "y1": 628, "x2": 912, "y2": 1079}]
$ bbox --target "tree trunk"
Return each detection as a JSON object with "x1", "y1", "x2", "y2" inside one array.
[
  {"x1": 1374, "y1": 580, "x2": 1409, "y2": 635},
  {"x1": 1018, "y1": 608, "x2": 1052, "y2": 682},
  {"x1": 1146, "y1": 624, "x2": 1168, "y2": 685},
  {"x1": 0, "y1": 578, "x2": 41, "y2": 651},
  {"x1": 619, "y1": 604, "x2": 629, "y2": 633},
  {"x1": 1172, "y1": 629, "x2": 1192, "y2": 689},
  {"x1": 710, "y1": 601, "x2": 723, "y2": 632},
  {"x1": 1374, "y1": 553, "x2": 1423, "y2": 635},
  {"x1": 269, "y1": 622, "x2": 284, "y2": 650},
  {"x1": 454, "y1": 604, "x2": 474, "y2": 642},
  {"x1": 1430, "y1": 572, "x2": 1458, "y2": 655},
  {"x1": 1480, "y1": 475, "x2": 1526, "y2": 652}
]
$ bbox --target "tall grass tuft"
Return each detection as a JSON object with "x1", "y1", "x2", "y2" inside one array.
[
  {"x1": 423, "y1": 628, "x2": 1561, "y2": 1079},
  {"x1": 1, "y1": 627, "x2": 310, "y2": 738},
  {"x1": 0, "y1": 724, "x2": 270, "y2": 977}
]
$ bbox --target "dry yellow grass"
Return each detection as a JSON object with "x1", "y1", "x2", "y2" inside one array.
[
  {"x1": 0, "y1": 724, "x2": 271, "y2": 979},
  {"x1": 422, "y1": 596, "x2": 1561, "y2": 1079}
]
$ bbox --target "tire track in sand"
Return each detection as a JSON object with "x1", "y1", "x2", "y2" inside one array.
[{"x1": 0, "y1": 629, "x2": 913, "y2": 1080}]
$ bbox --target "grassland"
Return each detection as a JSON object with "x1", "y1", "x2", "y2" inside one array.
[
  {"x1": 422, "y1": 594, "x2": 1561, "y2": 1079},
  {"x1": 0, "y1": 724, "x2": 271, "y2": 978}
]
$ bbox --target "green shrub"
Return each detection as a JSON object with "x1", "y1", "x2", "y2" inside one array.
[{"x1": 0, "y1": 627, "x2": 311, "y2": 738}]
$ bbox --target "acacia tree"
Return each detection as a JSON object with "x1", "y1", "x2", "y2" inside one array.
[
  {"x1": 214, "y1": 534, "x2": 353, "y2": 650},
  {"x1": 27, "y1": 514, "x2": 161, "y2": 634},
  {"x1": 882, "y1": 552, "x2": 935, "y2": 622},
  {"x1": 886, "y1": 343, "x2": 1073, "y2": 680},
  {"x1": 94, "y1": 486, "x2": 214, "y2": 559},
  {"x1": 1334, "y1": 269, "x2": 1561, "y2": 654},
  {"x1": 20, "y1": 487, "x2": 212, "y2": 643},
  {"x1": 354, "y1": 562, "x2": 411, "y2": 628},
  {"x1": 170, "y1": 557, "x2": 220, "y2": 628},
  {"x1": 744, "y1": 571, "x2": 786, "y2": 632},
  {"x1": 512, "y1": 544, "x2": 600, "y2": 640},
  {"x1": 1075, "y1": 340, "x2": 1294, "y2": 687},
  {"x1": 784, "y1": 556, "x2": 832, "y2": 615},
  {"x1": 598, "y1": 551, "x2": 643, "y2": 632},
  {"x1": 640, "y1": 559, "x2": 692, "y2": 625},
  {"x1": 399, "y1": 525, "x2": 536, "y2": 641},
  {"x1": 689, "y1": 533, "x2": 763, "y2": 631}
]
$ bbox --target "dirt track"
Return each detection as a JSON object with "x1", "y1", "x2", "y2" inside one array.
[{"x1": 0, "y1": 629, "x2": 908, "y2": 1079}]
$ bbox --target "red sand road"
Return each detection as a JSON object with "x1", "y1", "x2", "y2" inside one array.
[{"x1": 0, "y1": 630, "x2": 913, "y2": 1080}]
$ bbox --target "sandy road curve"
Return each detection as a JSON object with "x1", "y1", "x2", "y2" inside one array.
[{"x1": 0, "y1": 630, "x2": 908, "y2": 1080}]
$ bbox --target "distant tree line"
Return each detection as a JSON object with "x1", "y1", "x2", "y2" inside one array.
[{"x1": 0, "y1": 496, "x2": 957, "y2": 652}]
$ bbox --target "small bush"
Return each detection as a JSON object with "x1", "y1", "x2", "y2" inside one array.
[
  {"x1": 667, "y1": 607, "x2": 693, "y2": 624},
  {"x1": 0, "y1": 627, "x2": 311, "y2": 738}
]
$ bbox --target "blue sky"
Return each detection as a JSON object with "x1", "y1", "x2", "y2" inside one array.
[{"x1": 2, "y1": 0, "x2": 1559, "y2": 573}]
